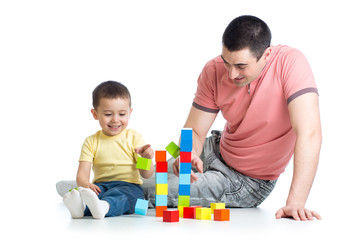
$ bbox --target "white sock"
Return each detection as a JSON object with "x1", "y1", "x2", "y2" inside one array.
[
  {"x1": 79, "y1": 187, "x2": 109, "y2": 219},
  {"x1": 63, "y1": 189, "x2": 84, "y2": 219}
]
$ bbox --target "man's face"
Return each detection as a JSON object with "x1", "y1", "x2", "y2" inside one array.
[{"x1": 221, "y1": 47, "x2": 270, "y2": 88}]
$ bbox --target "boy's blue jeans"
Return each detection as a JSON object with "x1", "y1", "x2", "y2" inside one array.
[{"x1": 84, "y1": 181, "x2": 144, "y2": 217}]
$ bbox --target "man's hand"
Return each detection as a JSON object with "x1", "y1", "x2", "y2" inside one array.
[
  {"x1": 275, "y1": 205, "x2": 321, "y2": 221},
  {"x1": 172, "y1": 150, "x2": 203, "y2": 183}
]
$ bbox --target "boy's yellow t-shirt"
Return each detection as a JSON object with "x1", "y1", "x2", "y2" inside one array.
[{"x1": 79, "y1": 129, "x2": 145, "y2": 184}]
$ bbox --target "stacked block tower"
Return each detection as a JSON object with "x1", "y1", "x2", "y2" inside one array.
[
  {"x1": 155, "y1": 150, "x2": 168, "y2": 217},
  {"x1": 178, "y1": 128, "x2": 192, "y2": 207}
]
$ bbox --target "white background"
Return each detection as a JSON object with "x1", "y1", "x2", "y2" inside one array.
[{"x1": 0, "y1": 0, "x2": 359, "y2": 238}]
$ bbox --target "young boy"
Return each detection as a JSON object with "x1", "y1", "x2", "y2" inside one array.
[{"x1": 63, "y1": 81, "x2": 154, "y2": 219}]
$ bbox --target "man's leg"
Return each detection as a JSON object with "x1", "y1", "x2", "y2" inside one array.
[{"x1": 143, "y1": 130, "x2": 277, "y2": 208}]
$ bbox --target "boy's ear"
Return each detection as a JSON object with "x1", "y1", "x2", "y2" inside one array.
[{"x1": 91, "y1": 109, "x2": 98, "y2": 120}]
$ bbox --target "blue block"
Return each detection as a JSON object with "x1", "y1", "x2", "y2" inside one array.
[
  {"x1": 179, "y1": 162, "x2": 192, "y2": 174},
  {"x1": 180, "y1": 129, "x2": 193, "y2": 152},
  {"x1": 156, "y1": 172, "x2": 168, "y2": 184},
  {"x1": 179, "y1": 184, "x2": 191, "y2": 195},
  {"x1": 180, "y1": 139, "x2": 192, "y2": 152},
  {"x1": 155, "y1": 195, "x2": 167, "y2": 206},
  {"x1": 135, "y1": 198, "x2": 148, "y2": 215},
  {"x1": 181, "y1": 128, "x2": 192, "y2": 141},
  {"x1": 179, "y1": 174, "x2": 191, "y2": 185}
]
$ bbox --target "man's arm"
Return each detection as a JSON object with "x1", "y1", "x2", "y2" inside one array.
[
  {"x1": 173, "y1": 105, "x2": 217, "y2": 182},
  {"x1": 276, "y1": 92, "x2": 322, "y2": 220}
]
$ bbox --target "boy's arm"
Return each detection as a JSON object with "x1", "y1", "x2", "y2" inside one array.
[
  {"x1": 135, "y1": 144, "x2": 155, "y2": 179},
  {"x1": 76, "y1": 161, "x2": 101, "y2": 195}
]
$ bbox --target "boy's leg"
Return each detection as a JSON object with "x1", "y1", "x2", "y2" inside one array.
[
  {"x1": 99, "y1": 181, "x2": 144, "y2": 217},
  {"x1": 79, "y1": 187, "x2": 109, "y2": 219},
  {"x1": 62, "y1": 189, "x2": 84, "y2": 218}
]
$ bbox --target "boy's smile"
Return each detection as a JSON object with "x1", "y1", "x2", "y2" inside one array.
[{"x1": 91, "y1": 97, "x2": 132, "y2": 136}]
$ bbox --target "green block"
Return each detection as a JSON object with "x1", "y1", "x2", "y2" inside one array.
[
  {"x1": 165, "y1": 141, "x2": 180, "y2": 159},
  {"x1": 136, "y1": 157, "x2": 152, "y2": 170},
  {"x1": 69, "y1": 187, "x2": 78, "y2": 192},
  {"x1": 178, "y1": 195, "x2": 190, "y2": 207}
]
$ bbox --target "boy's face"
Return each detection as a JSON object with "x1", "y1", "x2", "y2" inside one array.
[{"x1": 91, "y1": 97, "x2": 132, "y2": 136}]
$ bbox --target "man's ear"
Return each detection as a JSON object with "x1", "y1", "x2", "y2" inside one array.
[
  {"x1": 91, "y1": 109, "x2": 98, "y2": 120},
  {"x1": 263, "y1": 47, "x2": 272, "y2": 61}
]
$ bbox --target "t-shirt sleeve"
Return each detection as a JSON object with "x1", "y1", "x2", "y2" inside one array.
[
  {"x1": 131, "y1": 131, "x2": 146, "y2": 161},
  {"x1": 79, "y1": 136, "x2": 95, "y2": 163},
  {"x1": 193, "y1": 61, "x2": 220, "y2": 113},
  {"x1": 280, "y1": 48, "x2": 318, "y2": 104}
]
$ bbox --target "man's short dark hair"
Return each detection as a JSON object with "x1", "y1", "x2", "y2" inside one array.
[
  {"x1": 222, "y1": 15, "x2": 271, "y2": 61},
  {"x1": 92, "y1": 81, "x2": 131, "y2": 109}
]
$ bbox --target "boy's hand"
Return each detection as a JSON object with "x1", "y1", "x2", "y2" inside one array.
[
  {"x1": 88, "y1": 183, "x2": 101, "y2": 196},
  {"x1": 135, "y1": 144, "x2": 154, "y2": 159}
]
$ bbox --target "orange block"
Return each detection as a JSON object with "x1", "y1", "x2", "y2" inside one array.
[
  {"x1": 155, "y1": 151, "x2": 167, "y2": 162},
  {"x1": 214, "y1": 209, "x2": 230, "y2": 221},
  {"x1": 156, "y1": 206, "x2": 168, "y2": 217}
]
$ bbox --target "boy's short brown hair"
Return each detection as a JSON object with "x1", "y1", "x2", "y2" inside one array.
[{"x1": 92, "y1": 81, "x2": 131, "y2": 109}]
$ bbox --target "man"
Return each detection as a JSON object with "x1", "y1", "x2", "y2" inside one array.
[
  {"x1": 57, "y1": 15, "x2": 321, "y2": 221},
  {"x1": 169, "y1": 15, "x2": 321, "y2": 221}
]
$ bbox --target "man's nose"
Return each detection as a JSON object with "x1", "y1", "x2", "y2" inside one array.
[{"x1": 228, "y1": 66, "x2": 238, "y2": 79}]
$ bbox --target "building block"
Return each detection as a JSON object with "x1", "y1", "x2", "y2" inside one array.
[
  {"x1": 156, "y1": 162, "x2": 168, "y2": 172},
  {"x1": 163, "y1": 210, "x2": 179, "y2": 222},
  {"x1": 156, "y1": 184, "x2": 168, "y2": 195},
  {"x1": 178, "y1": 206, "x2": 184, "y2": 218},
  {"x1": 156, "y1": 206, "x2": 168, "y2": 217},
  {"x1": 214, "y1": 209, "x2": 230, "y2": 221},
  {"x1": 180, "y1": 140, "x2": 192, "y2": 152},
  {"x1": 69, "y1": 187, "x2": 78, "y2": 192},
  {"x1": 136, "y1": 157, "x2": 152, "y2": 170},
  {"x1": 183, "y1": 206, "x2": 202, "y2": 219},
  {"x1": 179, "y1": 162, "x2": 192, "y2": 174},
  {"x1": 156, "y1": 172, "x2": 168, "y2": 184},
  {"x1": 179, "y1": 184, "x2": 191, "y2": 195},
  {"x1": 155, "y1": 194, "x2": 167, "y2": 206},
  {"x1": 155, "y1": 150, "x2": 167, "y2": 162},
  {"x1": 211, "y1": 202, "x2": 226, "y2": 214},
  {"x1": 181, "y1": 128, "x2": 192, "y2": 140},
  {"x1": 179, "y1": 174, "x2": 191, "y2": 185},
  {"x1": 180, "y1": 151, "x2": 191, "y2": 163},
  {"x1": 134, "y1": 198, "x2": 148, "y2": 216},
  {"x1": 178, "y1": 195, "x2": 190, "y2": 207},
  {"x1": 165, "y1": 141, "x2": 180, "y2": 159},
  {"x1": 196, "y1": 207, "x2": 211, "y2": 220}
]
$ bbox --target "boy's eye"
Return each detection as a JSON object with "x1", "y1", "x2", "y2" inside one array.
[
  {"x1": 119, "y1": 113, "x2": 126, "y2": 117},
  {"x1": 105, "y1": 113, "x2": 112, "y2": 117}
]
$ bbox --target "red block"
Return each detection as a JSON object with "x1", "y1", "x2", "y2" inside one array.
[
  {"x1": 180, "y1": 152, "x2": 191, "y2": 163},
  {"x1": 155, "y1": 151, "x2": 167, "y2": 162},
  {"x1": 156, "y1": 162, "x2": 168, "y2": 172},
  {"x1": 156, "y1": 206, "x2": 167, "y2": 217},
  {"x1": 183, "y1": 206, "x2": 202, "y2": 219},
  {"x1": 163, "y1": 210, "x2": 179, "y2": 222},
  {"x1": 214, "y1": 209, "x2": 230, "y2": 221}
]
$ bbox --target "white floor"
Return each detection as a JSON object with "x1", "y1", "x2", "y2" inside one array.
[{"x1": 2, "y1": 190, "x2": 356, "y2": 240}]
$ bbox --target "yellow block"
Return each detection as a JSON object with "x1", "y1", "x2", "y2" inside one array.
[
  {"x1": 211, "y1": 202, "x2": 225, "y2": 214},
  {"x1": 178, "y1": 206, "x2": 184, "y2": 218},
  {"x1": 155, "y1": 184, "x2": 168, "y2": 195},
  {"x1": 196, "y1": 208, "x2": 211, "y2": 220}
]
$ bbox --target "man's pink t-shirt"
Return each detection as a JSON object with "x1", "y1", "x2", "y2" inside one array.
[{"x1": 193, "y1": 45, "x2": 318, "y2": 180}]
